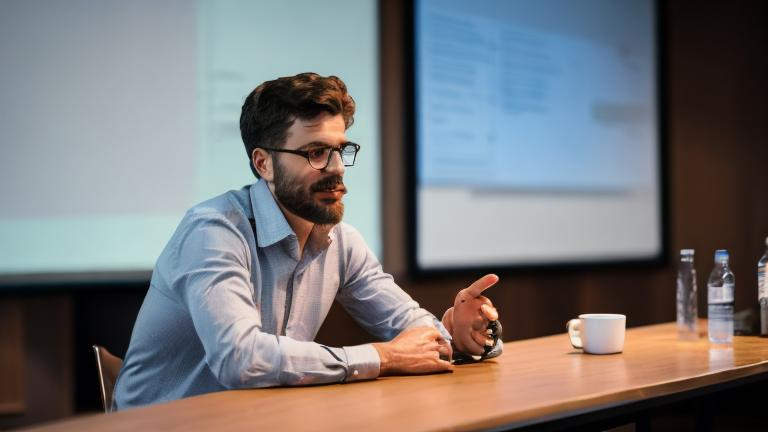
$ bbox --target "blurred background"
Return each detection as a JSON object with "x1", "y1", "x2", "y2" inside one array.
[{"x1": 0, "y1": 0, "x2": 766, "y2": 428}]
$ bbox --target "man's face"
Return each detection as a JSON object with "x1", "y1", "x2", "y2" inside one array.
[{"x1": 270, "y1": 112, "x2": 348, "y2": 225}]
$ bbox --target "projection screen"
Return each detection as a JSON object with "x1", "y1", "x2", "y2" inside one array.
[
  {"x1": 410, "y1": 0, "x2": 665, "y2": 273},
  {"x1": 0, "y1": 0, "x2": 380, "y2": 285}
]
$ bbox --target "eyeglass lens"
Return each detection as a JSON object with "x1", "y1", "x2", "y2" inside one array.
[{"x1": 308, "y1": 145, "x2": 357, "y2": 169}]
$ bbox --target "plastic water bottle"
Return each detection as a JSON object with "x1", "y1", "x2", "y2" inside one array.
[
  {"x1": 758, "y1": 237, "x2": 768, "y2": 337},
  {"x1": 707, "y1": 250, "x2": 735, "y2": 344},
  {"x1": 677, "y1": 249, "x2": 698, "y2": 340}
]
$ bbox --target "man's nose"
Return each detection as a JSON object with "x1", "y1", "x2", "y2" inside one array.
[{"x1": 323, "y1": 149, "x2": 346, "y2": 176}]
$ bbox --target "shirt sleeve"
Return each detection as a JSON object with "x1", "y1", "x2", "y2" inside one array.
[
  {"x1": 335, "y1": 224, "x2": 451, "y2": 342},
  {"x1": 170, "y1": 214, "x2": 379, "y2": 388}
]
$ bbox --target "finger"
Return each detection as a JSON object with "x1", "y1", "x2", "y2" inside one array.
[
  {"x1": 425, "y1": 328, "x2": 449, "y2": 345},
  {"x1": 437, "y1": 334, "x2": 450, "y2": 346},
  {"x1": 437, "y1": 337, "x2": 453, "y2": 360},
  {"x1": 458, "y1": 335, "x2": 485, "y2": 356},
  {"x1": 480, "y1": 303, "x2": 499, "y2": 321},
  {"x1": 436, "y1": 358, "x2": 454, "y2": 371},
  {"x1": 472, "y1": 316, "x2": 489, "y2": 331},
  {"x1": 471, "y1": 330, "x2": 493, "y2": 348},
  {"x1": 428, "y1": 335, "x2": 449, "y2": 349},
  {"x1": 463, "y1": 274, "x2": 499, "y2": 298}
]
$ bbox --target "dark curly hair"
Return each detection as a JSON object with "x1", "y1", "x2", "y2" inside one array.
[{"x1": 240, "y1": 72, "x2": 356, "y2": 178}]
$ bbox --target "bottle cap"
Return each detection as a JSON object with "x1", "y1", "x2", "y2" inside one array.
[
  {"x1": 680, "y1": 249, "x2": 694, "y2": 256},
  {"x1": 714, "y1": 249, "x2": 729, "y2": 262}
]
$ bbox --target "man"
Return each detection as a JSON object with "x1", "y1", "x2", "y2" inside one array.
[{"x1": 113, "y1": 73, "x2": 502, "y2": 410}]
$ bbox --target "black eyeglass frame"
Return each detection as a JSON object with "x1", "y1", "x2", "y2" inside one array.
[{"x1": 256, "y1": 142, "x2": 361, "y2": 170}]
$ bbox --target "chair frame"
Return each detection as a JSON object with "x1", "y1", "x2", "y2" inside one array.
[{"x1": 92, "y1": 345, "x2": 122, "y2": 413}]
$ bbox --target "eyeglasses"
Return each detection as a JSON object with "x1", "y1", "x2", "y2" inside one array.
[{"x1": 258, "y1": 142, "x2": 360, "y2": 170}]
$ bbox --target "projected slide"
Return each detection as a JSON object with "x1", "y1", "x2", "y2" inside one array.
[
  {"x1": 414, "y1": 0, "x2": 661, "y2": 269},
  {"x1": 0, "y1": 0, "x2": 379, "y2": 281}
]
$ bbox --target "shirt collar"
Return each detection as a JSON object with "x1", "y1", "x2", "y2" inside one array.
[{"x1": 249, "y1": 180, "x2": 295, "y2": 248}]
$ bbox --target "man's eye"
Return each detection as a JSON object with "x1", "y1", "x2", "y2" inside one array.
[{"x1": 307, "y1": 148, "x2": 327, "y2": 159}]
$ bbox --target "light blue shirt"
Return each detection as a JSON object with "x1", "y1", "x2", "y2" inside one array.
[{"x1": 113, "y1": 180, "x2": 448, "y2": 410}]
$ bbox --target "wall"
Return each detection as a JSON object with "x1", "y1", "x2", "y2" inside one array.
[
  {"x1": 0, "y1": 296, "x2": 73, "y2": 429},
  {"x1": 1, "y1": 0, "x2": 766, "y2": 428},
  {"x1": 374, "y1": 0, "x2": 768, "y2": 342}
]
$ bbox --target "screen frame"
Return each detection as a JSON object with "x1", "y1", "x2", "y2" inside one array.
[
  {"x1": 404, "y1": 0, "x2": 669, "y2": 278},
  {"x1": 0, "y1": 271, "x2": 151, "y2": 294}
]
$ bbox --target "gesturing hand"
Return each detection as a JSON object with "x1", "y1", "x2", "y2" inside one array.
[
  {"x1": 373, "y1": 327, "x2": 453, "y2": 376},
  {"x1": 442, "y1": 274, "x2": 500, "y2": 356}
]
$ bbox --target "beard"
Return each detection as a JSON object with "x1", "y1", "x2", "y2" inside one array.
[{"x1": 272, "y1": 160, "x2": 346, "y2": 225}]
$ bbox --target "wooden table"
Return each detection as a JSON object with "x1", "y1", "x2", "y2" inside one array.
[{"x1": 24, "y1": 322, "x2": 768, "y2": 431}]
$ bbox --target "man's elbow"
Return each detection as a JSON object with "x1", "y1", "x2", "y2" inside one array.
[{"x1": 209, "y1": 350, "x2": 279, "y2": 389}]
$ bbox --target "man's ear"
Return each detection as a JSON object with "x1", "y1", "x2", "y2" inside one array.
[{"x1": 252, "y1": 148, "x2": 274, "y2": 181}]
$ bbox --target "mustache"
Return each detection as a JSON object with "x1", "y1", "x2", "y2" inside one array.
[{"x1": 311, "y1": 175, "x2": 346, "y2": 193}]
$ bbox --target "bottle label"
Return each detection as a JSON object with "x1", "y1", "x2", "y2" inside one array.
[
  {"x1": 759, "y1": 269, "x2": 767, "y2": 300},
  {"x1": 709, "y1": 283, "x2": 734, "y2": 303}
]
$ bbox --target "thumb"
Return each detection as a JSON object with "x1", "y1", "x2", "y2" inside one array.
[{"x1": 463, "y1": 274, "x2": 499, "y2": 298}]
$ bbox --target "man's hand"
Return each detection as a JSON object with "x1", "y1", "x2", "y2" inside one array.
[
  {"x1": 442, "y1": 274, "x2": 500, "y2": 356},
  {"x1": 373, "y1": 327, "x2": 453, "y2": 376}
]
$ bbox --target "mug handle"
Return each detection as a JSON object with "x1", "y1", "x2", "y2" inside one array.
[{"x1": 566, "y1": 318, "x2": 582, "y2": 349}]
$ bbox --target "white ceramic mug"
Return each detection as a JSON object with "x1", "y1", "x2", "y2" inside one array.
[{"x1": 566, "y1": 314, "x2": 626, "y2": 354}]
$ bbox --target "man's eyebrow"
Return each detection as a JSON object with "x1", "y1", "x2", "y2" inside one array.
[{"x1": 297, "y1": 141, "x2": 337, "y2": 150}]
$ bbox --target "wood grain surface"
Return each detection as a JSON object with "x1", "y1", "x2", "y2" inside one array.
[{"x1": 23, "y1": 322, "x2": 768, "y2": 432}]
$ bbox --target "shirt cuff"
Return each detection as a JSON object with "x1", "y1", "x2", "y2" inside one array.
[{"x1": 342, "y1": 344, "x2": 380, "y2": 382}]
